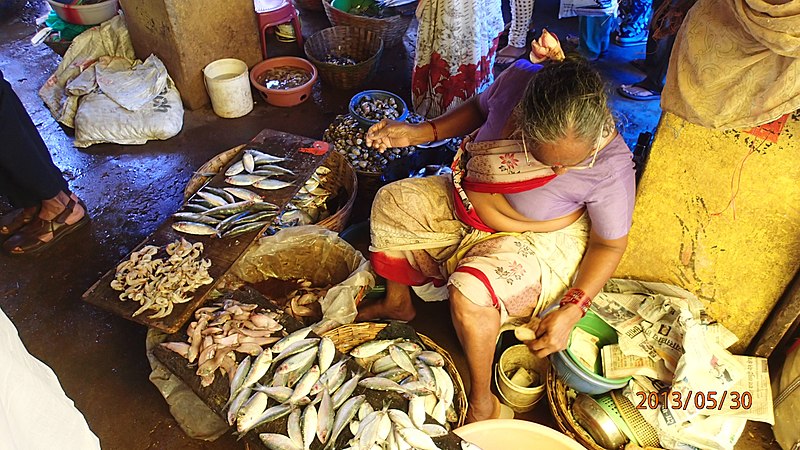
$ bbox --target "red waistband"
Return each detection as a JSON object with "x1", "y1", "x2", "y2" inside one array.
[
  {"x1": 461, "y1": 174, "x2": 558, "y2": 194},
  {"x1": 451, "y1": 185, "x2": 496, "y2": 233}
]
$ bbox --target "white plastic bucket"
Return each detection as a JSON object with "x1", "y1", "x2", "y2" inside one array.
[{"x1": 202, "y1": 59, "x2": 253, "y2": 118}]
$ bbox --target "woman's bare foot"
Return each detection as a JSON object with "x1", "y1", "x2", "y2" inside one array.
[
  {"x1": 465, "y1": 394, "x2": 503, "y2": 423},
  {"x1": 495, "y1": 45, "x2": 526, "y2": 65},
  {"x1": 356, "y1": 280, "x2": 416, "y2": 321}
]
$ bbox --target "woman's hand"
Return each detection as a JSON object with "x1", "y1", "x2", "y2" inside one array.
[
  {"x1": 525, "y1": 304, "x2": 582, "y2": 358},
  {"x1": 530, "y1": 28, "x2": 565, "y2": 63},
  {"x1": 365, "y1": 120, "x2": 427, "y2": 151}
]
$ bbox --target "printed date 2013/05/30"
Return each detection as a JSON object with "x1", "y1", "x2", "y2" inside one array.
[{"x1": 634, "y1": 391, "x2": 753, "y2": 410}]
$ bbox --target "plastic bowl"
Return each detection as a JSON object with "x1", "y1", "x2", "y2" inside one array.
[
  {"x1": 455, "y1": 419, "x2": 586, "y2": 450},
  {"x1": 250, "y1": 57, "x2": 317, "y2": 107},
  {"x1": 348, "y1": 90, "x2": 408, "y2": 129},
  {"x1": 47, "y1": 0, "x2": 119, "y2": 25},
  {"x1": 549, "y1": 309, "x2": 631, "y2": 395}
]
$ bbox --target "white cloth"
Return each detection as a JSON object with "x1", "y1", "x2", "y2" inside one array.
[{"x1": 0, "y1": 308, "x2": 100, "y2": 450}]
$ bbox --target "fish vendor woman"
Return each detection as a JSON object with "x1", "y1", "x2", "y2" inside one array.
[{"x1": 357, "y1": 33, "x2": 636, "y2": 422}]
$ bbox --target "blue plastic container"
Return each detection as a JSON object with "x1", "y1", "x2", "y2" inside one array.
[{"x1": 348, "y1": 90, "x2": 409, "y2": 130}]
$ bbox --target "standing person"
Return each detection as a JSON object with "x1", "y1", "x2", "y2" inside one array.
[
  {"x1": 412, "y1": 0, "x2": 505, "y2": 118},
  {"x1": 576, "y1": 14, "x2": 615, "y2": 61},
  {"x1": 360, "y1": 33, "x2": 635, "y2": 422},
  {"x1": 616, "y1": 0, "x2": 652, "y2": 47},
  {"x1": 0, "y1": 70, "x2": 89, "y2": 255},
  {"x1": 495, "y1": 0, "x2": 536, "y2": 66}
]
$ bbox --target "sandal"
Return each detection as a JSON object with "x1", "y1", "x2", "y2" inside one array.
[
  {"x1": 618, "y1": 83, "x2": 661, "y2": 101},
  {"x1": 0, "y1": 206, "x2": 40, "y2": 237},
  {"x1": 3, "y1": 199, "x2": 90, "y2": 255}
]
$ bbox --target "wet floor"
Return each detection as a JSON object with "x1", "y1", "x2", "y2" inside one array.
[{"x1": 0, "y1": 0, "x2": 778, "y2": 449}]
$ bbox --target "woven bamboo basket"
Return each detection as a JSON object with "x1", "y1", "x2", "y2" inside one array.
[
  {"x1": 322, "y1": 322, "x2": 469, "y2": 427},
  {"x1": 293, "y1": 0, "x2": 324, "y2": 11},
  {"x1": 304, "y1": 26, "x2": 384, "y2": 90},
  {"x1": 322, "y1": 0, "x2": 413, "y2": 47},
  {"x1": 184, "y1": 147, "x2": 357, "y2": 233}
]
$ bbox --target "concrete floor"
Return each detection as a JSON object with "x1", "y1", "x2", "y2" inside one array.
[{"x1": 0, "y1": 0, "x2": 778, "y2": 449}]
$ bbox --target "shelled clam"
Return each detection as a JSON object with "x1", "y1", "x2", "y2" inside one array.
[{"x1": 354, "y1": 96, "x2": 402, "y2": 122}]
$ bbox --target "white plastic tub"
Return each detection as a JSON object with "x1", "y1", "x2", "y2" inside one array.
[{"x1": 47, "y1": 0, "x2": 119, "y2": 25}]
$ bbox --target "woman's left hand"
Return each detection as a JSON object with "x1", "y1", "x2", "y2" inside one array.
[{"x1": 526, "y1": 304, "x2": 583, "y2": 358}]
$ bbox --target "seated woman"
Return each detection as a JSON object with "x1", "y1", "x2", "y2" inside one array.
[{"x1": 358, "y1": 34, "x2": 635, "y2": 423}]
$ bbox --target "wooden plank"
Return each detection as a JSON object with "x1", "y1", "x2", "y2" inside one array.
[
  {"x1": 749, "y1": 266, "x2": 800, "y2": 357},
  {"x1": 82, "y1": 129, "x2": 331, "y2": 333}
]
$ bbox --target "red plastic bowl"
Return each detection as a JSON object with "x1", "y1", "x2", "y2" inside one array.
[{"x1": 250, "y1": 57, "x2": 317, "y2": 107}]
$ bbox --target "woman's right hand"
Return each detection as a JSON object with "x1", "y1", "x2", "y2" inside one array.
[{"x1": 365, "y1": 120, "x2": 426, "y2": 152}]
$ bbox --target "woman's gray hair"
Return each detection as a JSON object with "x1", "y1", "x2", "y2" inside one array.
[{"x1": 515, "y1": 57, "x2": 612, "y2": 148}]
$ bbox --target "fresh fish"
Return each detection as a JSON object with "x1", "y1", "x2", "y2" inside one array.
[
  {"x1": 389, "y1": 345, "x2": 418, "y2": 378},
  {"x1": 358, "y1": 401, "x2": 375, "y2": 421},
  {"x1": 250, "y1": 201, "x2": 281, "y2": 211},
  {"x1": 226, "y1": 174, "x2": 267, "y2": 186},
  {"x1": 273, "y1": 326, "x2": 314, "y2": 354},
  {"x1": 277, "y1": 346, "x2": 318, "y2": 375},
  {"x1": 402, "y1": 381, "x2": 435, "y2": 397},
  {"x1": 420, "y1": 423, "x2": 448, "y2": 437},
  {"x1": 224, "y1": 187, "x2": 263, "y2": 202},
  {"x1": 183, "y1": 203, "x2": 209, "y2": 213},
  {"x1": 376, "y1": 367, "x2": 411, "y2": 383},
  {"x1": 242, "y1": 403, "x2": 293, "y2": 435},
  {"x1": 349, "y1": 419, "x2": 361, "y2": 437},
  {"x1": 461, "y1": 441, "x2": 484, "y2": 450},
  {"x1": 272, "y1": 371, "x2": 289, "y2": 387},
  {"x1": 316, "y1": 388, "x2": 334, "y2": 445},
  {"x1": 288, "y1": 408, "x2": 303, "y2": 448},
  {"x1": 358, "y1": 377, "x2": 408, "y2": 394},
  {"x1": 225, "y1": 160, "x2": 245, "y2": 176},
  {"x1": 431, "y1": 366, "x2": 454, "y2": 409},
  {"x1": 289, "y1": 365, "x2": 321, "y2": 404},
  {"x1": 417, "y1": 351, "x2": 445, "y2": 367},
  {"x1": 259, "y1": 433, "x2": 302, "y2": 450},
  {"x1": 241, "y1": 350, "x2": 273, "y2": 392},
  {"x1": 273, "y1": 338, "x2": 320, "y2": 364},
  {"x1": 172, "y1": 221, "x2": 217, "y2": 236},
  {"x1": 415, "y1": 361, "x2": 436, "y2": 387},
  {"x1": 350, "y1": 339, "x2": 400, "y2": 359},
  {"x1": 423, "y1": 393, "x2": 438, "y2": 417},
  {"x1": 233, "y1": 210, "x2": 277, "y2": 225},
  {"x1": 311, "y1": 359, "x2": 348, "y2": 395},
  {"x1": 222, "y1": 221, "x2": 269, "y2": 238},
  {"x1": 372, "y1": 354, "x2": 400, "y2": 373},
  {"x1": 359, "y1": 410, "x2": 391, "y2": 450},
  {"x1": 302, "y1": 403, "x2": 317, "y2": 450},
  {"x1": 248, "y1": 149, "x2": 286, "y2": 164},
  {"x1": 446, "y1": 403, "x2": 458, "y2": 423},
  {"x1": 236, "y1": 391, "x2": 270, "y2": 434},
  {"x1": 172, "y1": 212, "x2": 221, "y2": 225},
  {"x1": 243, "y1": 152, "x2": 255, "y2": 173},
  {"x1": 325, "y1": 395, "x2": 366, "y2": 450},
  {"x1": 396, "y1": 341, "x2": 423, "y2": 355},
  {"x1": 356, "y1": 411, "x2": 379, "y2": 449},
  {"x1": 252, "y1": 385, "x2": 294, "y2": 403},
  {"x1": 225, "y1": 356, "x2": 252, "y2": 409},
  {"x1": 257, "y1": 164, "x2": 295, "y2": 176},
  {"x1": 398, "y1": 427, "x2": 441, "y2": 450},
  {"x1": 317, "y1": 337, "x2": 336, "y2": 374},
  {"x1": 202, "y1": 200, "x2": 255, "y2": 217},
  {"x1": 216, "y1": 211, "x2": 251, "y2": 234},
  {"x1": 205, "y1": 186, "x2": 236, "y2": 204},
  {"x1": 197, "y1": 190, "x2": 229, "y2": 207},
  {"x1": 332, "y1": 372, "x2": 363, "y2": 409},
  {"x1": 253, "y1": 179, "x2": 293, "y2": 190},
  {"x1": 432, "y1": 400, "x2": 447, "y2": 425},
  {"x1": 395, "y1": 428, "x2": 412, "y2": 450},
  {"x1": 227, "y1": 387, "x2": 252, "y2": 425},
  {"x1": 387, "y1": 409, "x2": 414, "y2": 429},
  {"x1": 409, "y1": 396, "x2": 427, "y2": 428}
]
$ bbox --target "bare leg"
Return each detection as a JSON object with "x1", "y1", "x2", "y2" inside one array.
[
  {"x1": 449, "y1": 285, "x2": 502, "y2": 423},
  {"x1": 356, "y1": 279, "x2": 416, "y2": 322}
]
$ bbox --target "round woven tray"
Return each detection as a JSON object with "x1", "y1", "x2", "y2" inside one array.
[
  {"x1": 304, "y1": 26, "x2": 384, "y2": 90},
  {"x1": 185, "y1": 147, "x2": 357, "y2": 233},
  {"x1": 322, "y1": 321, "x2": 469, "y2": 427},
  {"x1": 322, "y1": 0, "x2": 413, "y2": 48}
]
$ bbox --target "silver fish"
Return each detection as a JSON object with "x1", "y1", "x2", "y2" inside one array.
[
  {"x1": 216, "y1": 211, "x2": 250, "y2": 234},
  {"x1": 325, "y1": 394, "x2": 366, "y2": 450},
  {"x1": 389, "y1": 345, "x2": 418, "y2": 378},
  {"x1": 361, "y1": 410, "x2": 391, "y2": 450},
  {"x1": 432, "y1": 400, "x2": 447, "y2": 425},
  {"x1": 372, "y1": 354, "x2": 399, "y2": 374},
  {"x1": 202, "y1": 200, "x2": 255, "y2": 217},
  {"x1": 401, "y1": 381, "x2": 435, "y2": 397},
  {"x1": 253, "y1": 179, "x2": 293, "y2": 190},
  {"x1": 248, "y1": 149, "x2": 286, "y2": 164},
  {"x1": 224, "y1": 187, "x2": 263, "y2": 202},
  {"x1": 241, "y1": 350, "x2": 273, "y2": 393},
  {"x1": 376, "y1": 367, "x2": 411, "y2": 383},
  {"x1": 287, "y1": 408, "x2": 303, "y2": 448},
  {"x1": 415, "y1": 361, "x2": 435, "y2": 387},
  {"x1": 289, "y1": 365, "x2": 321, "y2": 404},
  {"x1": 243, "y1": 403, "x2": 293, "y2": 435},
  {"x1": 257, "y1": 164, "x2": 295, "y2": 176},
  {"x1": 420, "y1": 423, "x2": 448, "y2": 437},
  {"x1": 205, "y1": 186, "x2": 236, "y2": 204},
  {"x1": 398, "y1": 427, "x2": 441, "y2": 450},
  {"x1": 317, "y1": 337, "x2": 336, "y2": 375},
  {"x1": 316, "y1": 388, "x2": 334, "y2": 445},
  {"x1": 252, "y1": 385, "x2": 293, "y2": 403},
  {"x1": 272, "y1": 371, "x2": 289, "y2": 387},
  {"x1": 243, "y1": 152, "x2": 255, "y2": 173},
  {"x1": 358, "y1": 377, "x2": 408, "y2": 394},
  {"x1": 172, "y1": 212, "x2": 220, "y2": 225},
  {"x1": 226, "y1": 174, "x2": 267, "y2": 186},
  {"x1": 358, "y1": 401, "x2": 374, "y2": 421},
  {"x1": 197, "y1": 190, "x2": 229, "y2": 207},
  {"x1": 302, "y1": 403, "x2": 317, "y2": 450},
  {"x1": 225, "y1": 356, "x2": 252, "y2": 409},
  {"x1": 332, "y1": 372, "x2": 363, "y2": 409},
  {"x1": 395, "y1": 428, "x2": 412, "y2": 450},
  {"x1": 172, "y1": 221, "x2": 217, "y2": 236},
  {"x1": 236, "y1": 391, "x2": 270, "y2": 434},
  {"x1": 227, "y1": 387, "x2": 252, "y2": 426},
  {"x1": 396, "y1": 341, "x2": 423, "y2": 355},
  {"x1": 408, "y1": 396, "x2": 426, "y2": 428},
  {"x1": 183, "y1": 203, "x2": 209, "y2": 213},
  {"x1": 273, "y1": 338, "x2": 320, "y2": 364},
  {"x1": 250, "y1": 201, "x2": 281, "y2": 211},
  {"x1": 461, "y1": 441, "x2": 484, "y2": 450},
  {"x1": 417, "y1": 351, "x2": 445, "y2": 367},
  {"x1": 311, "y1": 359, "x2": 348, "y2": 396},
  {"x1": 350, "y1": 339, "x2": 401, "y2": 358},
  {"x1": 221, "y1": 221, "x2": 268, "y2": 239},
  {"x1": 259, "y1": 433, "x2": 302, "y2": 450},
  {"x1": 446, "y1": 403, "x2": 458, "y2": 423},
  {"x1": 225, "y1": 160, "x2": 245, "y2": 176},
  {"x1": 273, "y1": 326, "x2": 314, "y2": 354},
  {"x1": 387, "y1": 409, "x2": 414, "y2": 429},
  {"x1": 278, "y1": 346, "x2": 318, "y2": 375},
  {"x1": 431, "y1": 366, "x2": 454, "y2": 409},
  {"x1": 233, "y1": 210, "x2": 277, "y2": 225}
]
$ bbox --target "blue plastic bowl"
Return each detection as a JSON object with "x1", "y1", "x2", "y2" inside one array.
[
  {"x1": 547, "y1": 309, "x2": 631, "y2": 395},
  {"x1": 348, "y1": 90, "x2": 409, "y2": 130}
]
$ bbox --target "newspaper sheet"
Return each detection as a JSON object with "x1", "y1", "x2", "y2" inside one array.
[{"x1": 601, "y1": 344, "x2": 672, "y2": 382}]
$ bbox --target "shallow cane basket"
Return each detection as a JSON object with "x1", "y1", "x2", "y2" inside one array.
[
  {"x1": 304, "y1": 26, "x2": 384, "y2": 90},
  {"x1": 185, "y1": 146, "x2": 357, "y2": 233},
  {"x1": 323, "y1": 321, "x2": 469, "y2": 427},
  {"x1": 322, "y1": 0, "x2": 413, "y2": 48}
]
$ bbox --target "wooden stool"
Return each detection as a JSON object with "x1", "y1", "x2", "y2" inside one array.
[{"x1": 255, "y1": 0, "x2": 304, "y2": 59}]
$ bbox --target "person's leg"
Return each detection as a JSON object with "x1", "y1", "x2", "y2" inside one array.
[
  {"x1": 356, "y1": 278, "x2": 416, "y2": 321},
  {"x1": 643, "y1": 30, "x2": 675, "y2": 92},
  {"x1": 496, "y1": 0, "x2": 534, "y2": 64},
  {"x1": 450, "y1": 285, "x2": 502, "y2": 423},
  {"x1": 578, "y1": 15, "x2": 612, "y2": 60}
]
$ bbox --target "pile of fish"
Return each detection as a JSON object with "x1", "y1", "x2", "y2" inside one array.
[
  {"x1": 322, "y1": 55, "x2": 359, "y2": 66},
  {"x1": 269, "y1": 166, "x2": 335, "y2": 232},
  {"x1": 262, "y1": 66, "x2": 313, "y2": 90},
  {"x1": 354, "y1": 95, "x2": 402, "y2": 122},
  {"x1": 323, "y1": 114, "x2": 418, "y2": 172},
  {"x1": 173, "y1": 149, "x2": 296, "y2": 238},
  {"x1": 111, "y1": 238, "x2": 213, "y2": 319},
  {"x1": 161, "y1": 299, "x2": 285, "y2": 387},
  {"x1": 280, "y1": 278, "x2": 327, "y2": 323}
]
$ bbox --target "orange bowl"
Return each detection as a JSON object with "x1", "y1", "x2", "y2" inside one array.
[{"x1": 250, "y1": 57, "x2": 317, "y2": 107}]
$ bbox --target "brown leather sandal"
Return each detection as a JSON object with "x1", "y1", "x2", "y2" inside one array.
[
  {"x1": 0, "y1": 206, "x2": 41, "y2": 237},
  {"x1": 3, "y1": 199, "x2": 89, "y2": 255}
]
